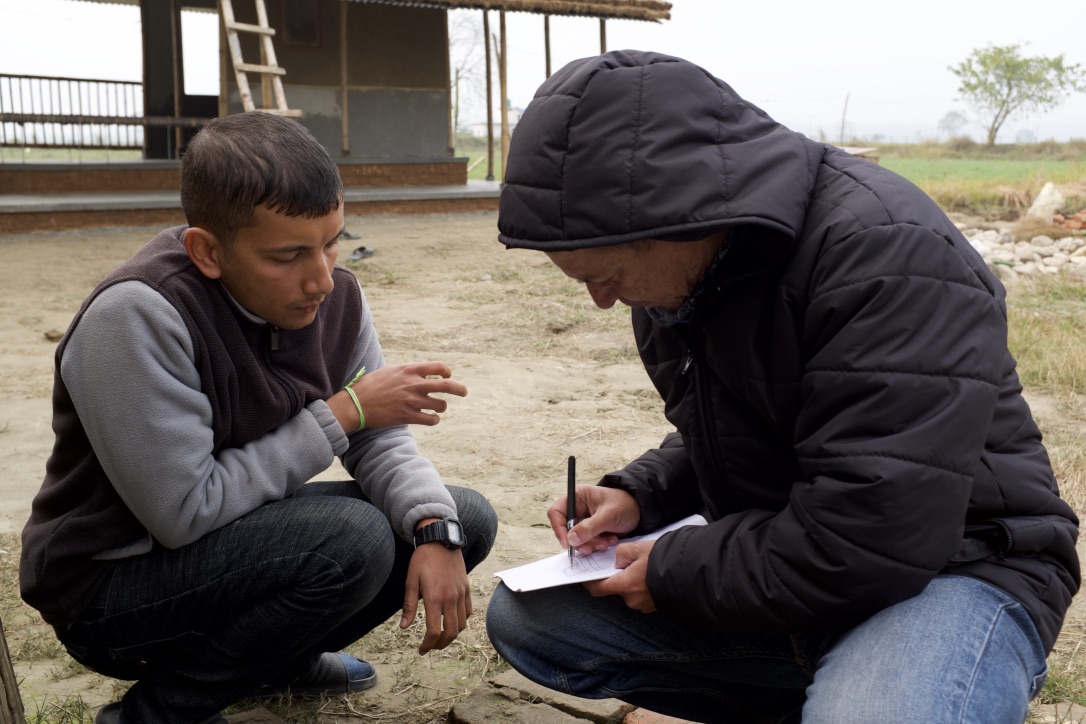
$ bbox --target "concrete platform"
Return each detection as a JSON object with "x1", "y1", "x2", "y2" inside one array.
[{"x1": 0, "y1": 180, "x2": 501, "y2": 234}]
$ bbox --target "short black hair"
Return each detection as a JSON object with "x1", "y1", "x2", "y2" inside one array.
[{"x1": 180, "y1": 112, "x2": 343, "y2": 243}]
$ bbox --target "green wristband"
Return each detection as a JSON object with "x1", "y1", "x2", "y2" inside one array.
[{"x1": 344, "y1": 385, "x2": 365, "y2": 431}]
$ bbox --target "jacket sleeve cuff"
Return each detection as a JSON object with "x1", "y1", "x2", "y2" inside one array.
[{"x1": 307, "y1": 400, "x2": 349, "y2": 456}]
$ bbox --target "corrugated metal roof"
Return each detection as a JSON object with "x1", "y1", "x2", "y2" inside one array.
[{"x1": 67, "y1": 0, "x2": 670, "y2": 21}]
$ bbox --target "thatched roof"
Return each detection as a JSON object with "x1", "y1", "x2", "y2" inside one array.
[
  {"x1": 67, "y1": 0, "x2": 671, "y2": 22},
  {"x1": 347, "y1": 0, "x2": 671, "y2": 22}
]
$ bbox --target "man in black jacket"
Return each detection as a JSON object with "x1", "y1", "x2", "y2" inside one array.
[{"x1": 485, "y1": 50, "x2": 1080, "y2": 723}]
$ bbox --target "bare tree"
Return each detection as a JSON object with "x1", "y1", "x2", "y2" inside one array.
[
  {"x1": 937, "y1": 110, "x2": 969, "y2": 141},
  {"x1": 448, "y1": 10, "x2": 486, "y2": 138}
]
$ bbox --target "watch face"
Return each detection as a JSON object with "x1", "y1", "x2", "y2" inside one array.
[{"x1": 446, "y1": 519, "x2": 465, "y2": 547}]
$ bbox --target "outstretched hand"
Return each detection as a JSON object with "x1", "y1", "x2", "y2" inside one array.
[{"x1": 333, "y1": 361, "x2": 467, "y2": 431}]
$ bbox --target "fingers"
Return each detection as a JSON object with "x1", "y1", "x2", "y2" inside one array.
[
  {"x1": 409, "y1": 360, "x2": 453, "y2": 378},
  {"x1": 566, "y1": 509, "x2": 621, "y2": 553},
  {"x1": 419, "y1": 600, "x2": 469, "y2": 655},
  {"x1": 546, "y1": 486, "x2": 637, "y2": 553},
  {"x1": 400, "y1": 578, "x2": 420, "y2": 630},
  {"x1": 582, "y1": 544, "x2": 657, "y2": 613},
  {"x1": 407, "y1": 547, "x2": 472, "y2": 655},
  {"x1": 546, "y1": 500, "x2": 573, "y2": 547},
  {"x1": 404, "y1": 361, "x2": 468, "y2": 395},
  {"x1": 417, "y1": 374, "x2": 468, "y2": 399},
  {"x1": 347, "y1": 361, "x2": 467, "y2": 428}
]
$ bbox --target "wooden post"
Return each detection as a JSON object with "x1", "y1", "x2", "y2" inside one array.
[
  {"x1": 340, "y1": 0, "x2": 350, "y2": 156},
  {"x1": 218, "y1": 2, "x2": 229, "y2": 117},
  {"x1": 169, "y1": 0, "x2": 184, "y2": 156},
  {"x1": 599, "y1": 18, "x2": 607, "y2": 53},
  {"x1": 498, "y1": 10, "x2": 509, "y2": 182},
  {"x1": 140, "y1": 0, "x2": 177, "y2": 158},
  {"x1": 0, "y1": 618, "x2": 26, "y2": 724},
  {"x1": 544, "y1": 15, "x2": 551, "y2": 78},
  {"x1": 482, "y1": 10, "x2": 494, "y2": 181}
]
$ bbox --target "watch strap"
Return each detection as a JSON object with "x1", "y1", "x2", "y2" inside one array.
[{"x1": 413, "y1": 518, "x2": 464, "y2": 549}]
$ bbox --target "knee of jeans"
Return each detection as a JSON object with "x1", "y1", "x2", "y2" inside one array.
[
  {"x1": 299, "y1": 499, "x2": 397, "y2": 590},
  {"x1": 449, "y1": 487, "x2": 498, "y2": 570},
  {"x1": 485, "y1": 585, "x2": 530, "y2": 651}
]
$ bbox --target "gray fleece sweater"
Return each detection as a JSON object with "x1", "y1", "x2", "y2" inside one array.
[
  {"x1": 64, "y1": 279, "x2": 455, "y2": 555},
  {"x1": 21, "y1": 226, "x2": 455, "y2": 626}
]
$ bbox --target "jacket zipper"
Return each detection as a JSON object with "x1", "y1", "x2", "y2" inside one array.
[
  {"x1": 681, "y1": 337, "x2": 731, "y2": 492},
  {"x1": 262, "y1": 325, "x2": 298, "y2": 410}
]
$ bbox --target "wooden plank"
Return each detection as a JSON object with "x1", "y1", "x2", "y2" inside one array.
[
  {"x1": 235, "y1": 63, "x2": 286, "y2": 76},
  {"x1": 0, "y1": 618, "x2": 27, "y2": 724},
  {"x1": 224, "y1": 21, "x2": 275, "y2": 35}
]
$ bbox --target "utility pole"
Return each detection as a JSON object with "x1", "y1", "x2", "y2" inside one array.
[{"x1": 839, "y1": 93, "x2": 850, "y2": 146}]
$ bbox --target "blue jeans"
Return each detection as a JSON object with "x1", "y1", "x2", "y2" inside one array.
[
  {"x1": 486, "y1": 574, "x2": 1048, "y2": 723},
  {"x1": 59, "y1": 483, "x2": 497, "y2": 724}
]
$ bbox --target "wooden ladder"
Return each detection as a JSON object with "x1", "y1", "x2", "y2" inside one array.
[{"x1": 219, "y1": 0, "x2": 302, "y2": 117}]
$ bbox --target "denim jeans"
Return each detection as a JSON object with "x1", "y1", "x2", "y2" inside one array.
[
  {"x1": 60, "y1": 483, "x2": 497, "y2": 723},
  {"x1": 486, "y1": 574, "x2": 1048, "y2": 723}
]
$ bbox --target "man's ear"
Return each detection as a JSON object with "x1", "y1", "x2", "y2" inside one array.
[{"x1": 184, "y1": 226, "x2": 225, "y2": 279}]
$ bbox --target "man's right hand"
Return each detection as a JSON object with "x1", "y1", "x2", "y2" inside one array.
[
  {"x1": 547, "y1": 485, "x2": 640, "y2": 556},
  {"x1": 330, "y1": 361, "x2": 467, "y2": 432}
]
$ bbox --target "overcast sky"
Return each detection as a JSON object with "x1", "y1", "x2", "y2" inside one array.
[{"x1": 1, "y1": 0, "x2": 1083, "y2": 144}]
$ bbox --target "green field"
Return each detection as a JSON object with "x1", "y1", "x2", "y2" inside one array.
[{"x1": 881, "y1": 157, "x2": 1086, "y2": 184}]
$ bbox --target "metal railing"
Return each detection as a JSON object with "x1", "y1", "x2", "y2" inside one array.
[{"x1": 0, "y1": 73, "x2": 211, "y2": 162}]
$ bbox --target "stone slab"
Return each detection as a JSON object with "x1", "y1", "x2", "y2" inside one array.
[
  {"x1": 491, "y1": 670, "x2": 634, "y2": 722},
  {"x1": 449, "y1": 683, "x2": 595, "y2": 723}
]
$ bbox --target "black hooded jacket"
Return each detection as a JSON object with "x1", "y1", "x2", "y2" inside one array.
[{"x1": 498, "y1": 51, "x2": 1080, "y2": 653}]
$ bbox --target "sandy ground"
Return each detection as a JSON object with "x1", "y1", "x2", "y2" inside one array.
[
  {"x1": 1, "y1": 210, "x2": 1082, "y2": 722},
  {"x1": 0, "y1": 210, "x2": 669, "y2": 721}
]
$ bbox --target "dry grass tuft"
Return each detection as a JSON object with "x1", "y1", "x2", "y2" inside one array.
[{"x1": 1012, "y1": 216, "x2": 1078, "y2": 242}]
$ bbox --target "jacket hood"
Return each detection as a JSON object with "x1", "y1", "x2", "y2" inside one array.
[{"x1": 498, "y1": 50, "x2": 824, "y2": 251}]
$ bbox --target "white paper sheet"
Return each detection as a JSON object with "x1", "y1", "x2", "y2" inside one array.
[{"x1": 493, "y1": 514, "x2": 707, "y2": 592}]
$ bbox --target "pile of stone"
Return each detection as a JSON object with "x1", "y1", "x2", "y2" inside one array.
[
  {"x1": 964, "y1": 228, "x2": 1086, "y2": 280},
  {"x1": 1053, "y1": 210, "x2": 1086, "y2": 231},
  {"x1": 958, "y1": 182, "x2": 1086, "y2": 281}
]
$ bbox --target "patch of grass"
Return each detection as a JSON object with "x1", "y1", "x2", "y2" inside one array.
[
  {"x1": 1, "y1": 535, "x2": 21, "y2": 622},
  {"x1": 874, "y1": 139, "x2": 1086, "y2": 215},
  {"x1": 1008, "y1": 275, "x2": 1086, "y2": 393},
  {"x1": 1003, "y1": 274, "x2": 1086, "y2": 712},
  {"x1": 15, "y1": 629, "x2": 65, "y2": 662},
  {"x1": 883, "y1": 158, "x2": 1086, "y2": 183},
  {"x1": 344, "y1": 260, "x2": 400, "y2": 287},
  {"x1": 25, "y1": 695, "x2": 95, "y2": 724},
  {"x1": 1035, "y1": 612, "x2": 1086, "y2": 707}
]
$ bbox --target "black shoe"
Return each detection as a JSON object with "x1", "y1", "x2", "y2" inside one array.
[{"x1": 256, "y1": 652, "x2": 377, "y2": 698}]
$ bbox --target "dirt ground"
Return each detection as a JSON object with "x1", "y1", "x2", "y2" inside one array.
[
  {"x1": 0, "y1": 210, "x2": 1082, "y2": 722},
  {"x1": 0, "y1": 210, "x2": 670, "y2": 721}
]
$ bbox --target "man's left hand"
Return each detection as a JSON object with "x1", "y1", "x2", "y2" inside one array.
[
  {"x1": 401, "y1": 543, "x2": 471, "y2": 654},
  {"x1": 583, "y1": 539, "x2": 657, "y2": 612}
]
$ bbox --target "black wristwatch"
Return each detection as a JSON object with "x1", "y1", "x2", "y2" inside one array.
[{"x1": 413, "y1": 518, "x2": 465, "y2": 549}]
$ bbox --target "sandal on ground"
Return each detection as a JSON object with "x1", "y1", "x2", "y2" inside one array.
[
  {"x1": 255, "y1": 652, "x2": 377, "y2": 698},
  {"x1": 348, "y1": 245, "x2": 374, "y2": 260}
]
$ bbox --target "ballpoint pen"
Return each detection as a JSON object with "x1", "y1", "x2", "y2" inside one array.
[{"x1": 567, "y1": 455, "x2": 576, "y2": 565}]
